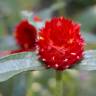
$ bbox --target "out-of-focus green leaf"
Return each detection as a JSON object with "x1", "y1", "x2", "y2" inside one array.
[
  {"x1": 76, "y1": 50, "x2": 96, "y2": 71},
  {"x1": 0, "y1": 52, "x2": 44, "y2": 82},
  {"x1": 0, "y1": 50, "x2": 96, "y2": 82},
  {"x1": 75, "y1": 6, "x2": 96, "y2": 32},
  {"x1": 0, "y1": 23, "x2": 4, "y2": 37}
]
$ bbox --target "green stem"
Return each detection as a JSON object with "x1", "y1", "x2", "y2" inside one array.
[{"x1": 55, "y1": 71, "x2": 63, "y2": 96}]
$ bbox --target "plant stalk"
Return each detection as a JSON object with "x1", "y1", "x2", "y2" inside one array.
[{"x1": 55, "y1": 71, "x2": 63, "y2": 96}]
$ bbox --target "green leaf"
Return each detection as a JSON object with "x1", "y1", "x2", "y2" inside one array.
[
  {"x1": 0, "y1": 52, "x2": 44, "y2": 82},
  {"x1": 76, "y1": 50, "x2": 96, "y2": 71},
  {"x1": 0, "y1": 50, "x2": 96, "y2": 82}
]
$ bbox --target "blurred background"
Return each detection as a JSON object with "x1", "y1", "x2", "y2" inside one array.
[{"x1": 0, "y1": 0, "x2": 96, "y2": 96}]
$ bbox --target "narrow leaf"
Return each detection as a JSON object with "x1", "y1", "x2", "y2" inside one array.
[
  {"x1": 0, "y1": 52, "x2": 44, "y2": 82},
  {"x1": 76, "y1": 50, "x2": 96, "y2": 71}
]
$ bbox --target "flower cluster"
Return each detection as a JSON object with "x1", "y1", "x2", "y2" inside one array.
[{"x1": 14, "y1": 17, "x2": 84, "y2": 71}]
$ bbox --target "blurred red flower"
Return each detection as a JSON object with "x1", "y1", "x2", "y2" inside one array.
[
  {"x1": 14, "y1": 19, "x2": 37, "y2": 50},
  {"x1": 38, "y1": 17, "x2": 84, "y2": 70},
  {"x1": 10, "y1": 49, "x2": 30, "y2": 54},
  {"x1": 33, "y1": 16, "x2": 42, "y2": 22}
]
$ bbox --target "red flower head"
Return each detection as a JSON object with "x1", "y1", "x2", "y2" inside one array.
[
  {"x1": 14, "y1": 19, "x2": 37, "y2": 50},
  {"x1": 33, "y1": 16, "x2": 42, "y2": 22},
  {"x1": 38, "y1": 17, "x2": 84, "y2": 70}
]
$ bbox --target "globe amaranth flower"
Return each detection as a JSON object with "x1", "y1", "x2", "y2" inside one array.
[
  {"x1": 14, "y1": 19, "x2": 37, "y2": 51},
  {"x1": 37, "y1": 17, "x2": 84, "y2": 70}
]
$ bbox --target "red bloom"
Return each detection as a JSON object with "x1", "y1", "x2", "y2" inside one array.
[
  {"x1": 38, "y1": 17, "x2": 84, "y2": 70},
  {"x1": 33, "y1": 16, "x2": 42, "y2": 22},
  {"x1": 14, "y1": 19, "x2": 37, "y2": 50}
]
